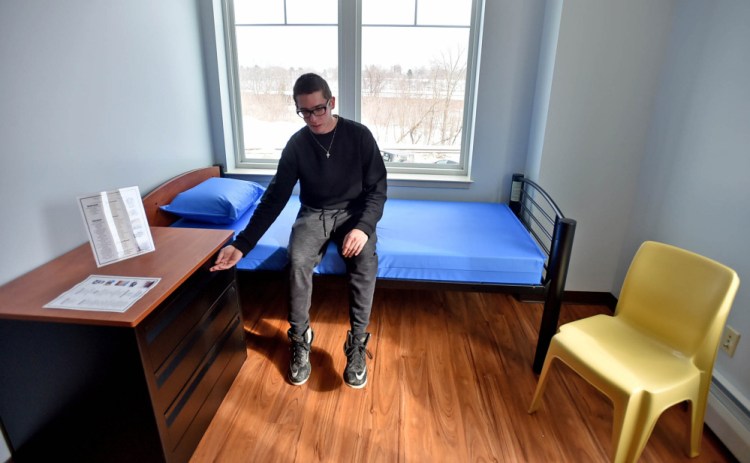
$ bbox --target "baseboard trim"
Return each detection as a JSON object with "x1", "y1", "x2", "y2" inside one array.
[
  {"x1": 563, "y1": 291, "x2": 617, "y2": 310},
  {"x1": 706, "y1": 372, "x2": 750, "y2": 462}
]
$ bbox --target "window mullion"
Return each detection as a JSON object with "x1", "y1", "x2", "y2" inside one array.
[
  {"x1": 459, "y1": 0, "x2": 485, "y2": 175},
  {"x1": 224, "y1": 0, "x2": 245, "y2": 168},
  {"x1": 338, "y1": 0, "x2": 361, "y2": 121}
]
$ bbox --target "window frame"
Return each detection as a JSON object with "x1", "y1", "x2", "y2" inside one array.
[{"x1": 222, "y1": 0, "x2": 485, "y2": 180}]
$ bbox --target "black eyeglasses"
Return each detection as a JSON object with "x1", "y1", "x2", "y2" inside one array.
[{"x1": 296, "y1": 100, "x2": 330, "y2": 118}]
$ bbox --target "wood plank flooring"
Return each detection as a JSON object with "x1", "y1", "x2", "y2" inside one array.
[{"x1": 191, "y1": 274, "x2": 738, "y2": 462}]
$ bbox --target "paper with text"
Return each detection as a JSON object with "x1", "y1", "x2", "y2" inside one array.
[
  {"x1": 78, "y1": 186, "x2": 155, "y2": 267},
  {"x1": 44, "y1": 275, "x2": 161, "y2": 313}
]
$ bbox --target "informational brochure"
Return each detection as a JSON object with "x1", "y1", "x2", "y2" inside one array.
[
  {"x1": 78, "y1": 186, "x2": 155, "y2": 267},
  {"x1": 44, "y1": 275, "x2": 161, "y2": 313}
]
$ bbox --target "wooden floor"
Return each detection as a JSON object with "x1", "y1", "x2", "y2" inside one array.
[{"x1": 191, "y1": 274, "x2": 738, "y2": 463}]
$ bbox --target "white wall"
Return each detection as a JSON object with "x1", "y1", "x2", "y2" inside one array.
[
  {"x1": 0, "y1": 0, "x2": 213, "y2": 457},
  {"x1": 463, "y1": 0, "x2": 548, "y2": 202},
  {"x1": 537, "y1": 0, "x2": 675, "y2": 292},
  {"x1": 0, "y1": 0, "x2": 213, "y2": 286}
]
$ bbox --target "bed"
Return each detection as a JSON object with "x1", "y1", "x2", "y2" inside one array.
[{"x1": 143, "y1": 166, "x2": 576, "y2": 373}]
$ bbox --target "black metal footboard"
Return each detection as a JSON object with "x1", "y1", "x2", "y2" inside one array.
[{"x1": 509, "y1": 173, "x2": 576, "y2": 373}]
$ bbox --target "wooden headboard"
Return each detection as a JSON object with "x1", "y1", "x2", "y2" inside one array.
[{"x1": 142, "y1": 166, "x2": 222, "y2": 227}]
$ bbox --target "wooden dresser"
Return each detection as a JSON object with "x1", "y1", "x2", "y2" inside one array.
[{"x1": 0, "y1": 227, "x2": 246, "y2": 462}]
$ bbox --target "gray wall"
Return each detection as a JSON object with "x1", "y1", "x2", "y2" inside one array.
[
  {"x1": 2, "y1": 0, "x2": 749, "y2": 460},
  {"x1": 538, "y1": 0, "x2": 675, "y2": 292},
  {"x1": 0, "y1": 0, "x2": 213, "y2": 287}
]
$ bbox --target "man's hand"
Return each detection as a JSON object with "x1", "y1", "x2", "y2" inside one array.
[
  {"x1": 210, "y1": 245, "x2": 243, "y2": 272},
  {"x1": 342, "y1": 229, "x2": 368, "y2": 258}
]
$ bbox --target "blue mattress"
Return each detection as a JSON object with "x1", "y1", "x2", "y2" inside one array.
[{"x1": 172, "y1": 196, "x2": 546, "y2": 285}]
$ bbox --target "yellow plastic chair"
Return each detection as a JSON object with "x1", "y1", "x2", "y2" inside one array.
[{"x1": 528, "y1": 241, "x2": 740, "y2": 463}]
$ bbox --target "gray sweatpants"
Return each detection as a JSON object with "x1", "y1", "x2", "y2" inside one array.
[{"x1": 287, "y1": 205, "x2": 378, "y2": 337}]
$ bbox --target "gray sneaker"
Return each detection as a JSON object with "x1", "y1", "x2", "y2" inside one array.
[
  {"x1": 343, "y1": 331, "x2": 372, "y2": 389},
  {"x1": 288, "y1": 327, "x2": 314, "y2": 385}
]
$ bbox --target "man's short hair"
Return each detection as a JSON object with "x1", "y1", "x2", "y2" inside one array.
[{"x1": 293, "y1": 73, "x2": 332, "y2": 105}]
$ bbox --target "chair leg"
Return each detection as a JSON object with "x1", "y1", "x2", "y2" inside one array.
[
  {"x1": 687, "y1": 399, "x2": 703, "y2": 457},
  {"x1": 689, "y1": 384, "x2": 710, "y2": 457},
  {"x1": 528, "y1": 348, "x2": 556, "y2": 413},
  {"x1": 611, "y1": 392, "x2": 660, "y2": 463}
]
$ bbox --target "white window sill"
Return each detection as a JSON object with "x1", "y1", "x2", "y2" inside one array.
[
  {"x1": 225, "y1": 168, "x2": 473, "y2": 189},
  {"x1": 386, "y1": 172, "x2": 473, "y2": 189}
]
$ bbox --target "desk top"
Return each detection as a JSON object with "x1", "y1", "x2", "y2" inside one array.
[{"x1": 0, "y1": 227, "x2": 233, "y2": 327}]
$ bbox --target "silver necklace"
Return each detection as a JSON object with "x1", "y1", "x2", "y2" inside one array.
[{"x1": 309, "y1": 120, "x2": 338, "y2": 158}]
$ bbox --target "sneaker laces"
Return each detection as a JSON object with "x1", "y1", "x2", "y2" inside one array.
[
  {"x1": 290, "y1": 338, "x2": 311, "y2": 366},
  {"x1": 345, "y1": 342, "x2": 373, "y2": 370}
]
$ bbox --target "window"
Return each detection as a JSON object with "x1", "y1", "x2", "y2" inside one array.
[{"x1": 225, "y1": 0, "x2": 483, "y2": 177}]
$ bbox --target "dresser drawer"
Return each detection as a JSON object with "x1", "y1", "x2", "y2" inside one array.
[
  {"x1": 143, "y1": 266, "x2": 234, "y2": 371},
  {"x1": 152, "y1": 283, "x2": 241, "y2": 409},
  {"x1": 164, "y1": 299, "x2": 245, "y2": 452}
]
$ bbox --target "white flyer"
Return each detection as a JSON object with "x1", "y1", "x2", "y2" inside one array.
[
  {"x1": 44, "y1": 275, "x2": 161, "y2": 313},
  {"x1": 78, "y1": 186, "x2": 155, "y2": 267}
]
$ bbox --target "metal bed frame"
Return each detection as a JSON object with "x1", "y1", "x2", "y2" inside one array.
[
  {"x1": 376, "y1": 174, "x2": 576, "y2": 373},
  {"x1": 144, "y1": 167, "x2": 576, "y2": 373}
]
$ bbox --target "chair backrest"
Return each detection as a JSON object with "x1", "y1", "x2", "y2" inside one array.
[{"x1": 616, "y1": 241, "x2": 740, "y2": 372}]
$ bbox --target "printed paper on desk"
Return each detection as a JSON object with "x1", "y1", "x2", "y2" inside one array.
[
  {"x1": 44, "y1": 275, "x2": 161, "y2": 313},
  {"x1": 78, "y1": 186, "x2": 155, "y2": 267}
]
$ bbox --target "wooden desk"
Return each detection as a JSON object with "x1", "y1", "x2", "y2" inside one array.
[{"x1": 0, "y1": 227, "x2": 246, "y2": 462}]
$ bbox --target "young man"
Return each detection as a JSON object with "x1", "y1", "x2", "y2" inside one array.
[{"x1": 210, "y1": 73, "x2": 387, "y2": 389}]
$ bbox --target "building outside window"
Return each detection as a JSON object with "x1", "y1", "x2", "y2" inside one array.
[{"x1": 225, "y1": 0, "x2": 483, "y2": 177}]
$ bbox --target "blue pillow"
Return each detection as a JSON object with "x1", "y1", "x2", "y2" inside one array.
[{"x1": 160, "y1": 177, "x2": 265, "y2": 224}]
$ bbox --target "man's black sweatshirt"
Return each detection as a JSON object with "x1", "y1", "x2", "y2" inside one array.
[{"x1": 232, "y1": 117, "x2": 387, "y2": 256}]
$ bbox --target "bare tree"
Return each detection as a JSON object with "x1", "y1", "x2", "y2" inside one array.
[
  {"x1": 429, "y1": 44, "x2": 466, "y2": 145},
  {"x1": 363, "y1": 65, "x2": 387, "y2": 96}
]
